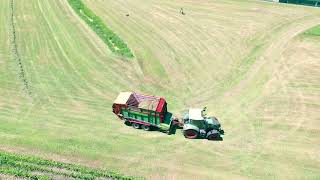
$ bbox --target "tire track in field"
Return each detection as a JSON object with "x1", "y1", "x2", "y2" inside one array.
[
  {"x1": 9, "y1": 0, "x2": 31, "y2": 96},
  {"x1": 98, "y1": 0, "x2": 219, "y2": 91},
  {"x1": 232, "y1": 26, "x2": 320, "y2": 173},
  {"x1": 39, "y1": 0, "x2": 117, "y2": 99},
  {"x1": 37, "y1": 0, "x2": 93, "y2": 101}
]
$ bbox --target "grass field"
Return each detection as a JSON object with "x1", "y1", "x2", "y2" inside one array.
[{"x1": 1, "y1": 0, "x2": 320, "y2": 179}]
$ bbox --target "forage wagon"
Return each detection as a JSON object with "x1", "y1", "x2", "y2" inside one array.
[{"x1": 112, "y1": 92, "x2": 180, "y2": 134}]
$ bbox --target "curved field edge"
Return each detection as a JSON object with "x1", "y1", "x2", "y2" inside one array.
[
  {"x1": 67, "y1": 0, "x2": 134, "y2": 58},
  {"x1": 0, "y1": 151, "x2": 142, "y2": 180}
]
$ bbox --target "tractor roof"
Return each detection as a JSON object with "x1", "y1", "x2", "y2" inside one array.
[
  {"x1": 189, "y1": 108, "x2": 204, "y2": 120},
  {"x1": 113, "y1": 92, "x2": 132, "y2": 104}
]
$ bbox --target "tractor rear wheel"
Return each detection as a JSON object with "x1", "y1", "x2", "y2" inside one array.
[
  {"x1": 141, "y1": 125, "x2": 151, "y2": 131},
  {"x1": 184, "y1": 129, "x2": 198, "y2": 139},
  {"x1": 132, "y1": 123, "x2": 140, "y2": 129}
]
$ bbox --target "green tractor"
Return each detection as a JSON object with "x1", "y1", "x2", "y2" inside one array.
[{"x1": 182, "y1": 107, "x2": 224, "y2": 140}]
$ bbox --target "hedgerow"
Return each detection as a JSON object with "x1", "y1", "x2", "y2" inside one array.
[
  {"x1": 0, "y1": 151, "x2": 141, "y2": 180},
  {"x1": 67, "y1": 0, "x2": 134, "y2": 58}
]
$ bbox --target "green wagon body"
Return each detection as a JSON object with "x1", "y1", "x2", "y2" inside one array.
[{"x1": 121, "y1": 108, "x2": 171, "y2": 127}]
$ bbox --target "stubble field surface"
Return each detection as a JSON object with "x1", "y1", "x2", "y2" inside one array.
[{"x1": 1, "y1": 0, "x2": 320, "y2": 179}]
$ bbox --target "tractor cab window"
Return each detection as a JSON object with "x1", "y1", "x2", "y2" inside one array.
[{"x1": 183, "y1": 113, "x2": 189, "y2": 123}]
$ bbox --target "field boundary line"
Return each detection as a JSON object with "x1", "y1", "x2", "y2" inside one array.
[{"x1": 9, "y1": 0, "x2": 31, "y2": 96}]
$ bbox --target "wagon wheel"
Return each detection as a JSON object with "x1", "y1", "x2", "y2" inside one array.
[
  {"x1": 118, "y1": 115, "x2": 124, "y2": 120},
  {"x1": 141, "y1": 125, "x2": 151, "y2": 131},
  {"x1": 184, "y1": 129, "x2": 198, "y2": 139},
  {"x1": 124, "y1": 121, "x2": 132, "y2": 126},
  {"x1": 132, "y1": 123, "x2": 140, "y2": 129}
]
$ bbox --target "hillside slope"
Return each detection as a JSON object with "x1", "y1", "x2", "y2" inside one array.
[{"x1": 1, "y1": 0, "x2": 320, "y2": 179}]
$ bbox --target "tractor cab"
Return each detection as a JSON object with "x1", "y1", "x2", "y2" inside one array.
[
  {"x1": 183, "y1": 108, "x2": 224, "y2": 140},
  {"x1": 184, "y1": 108, "x2": 206, "y2": 126}
]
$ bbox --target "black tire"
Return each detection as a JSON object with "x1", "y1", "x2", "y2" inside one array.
[
  {"x1": 118, "y1": 115, "x2": 124, "y2": 120},
  {"x1": 132, "y1": 123, "x2": 140, "y2": 129},
  {"x1": 206, "y1": 130, "x2": 220, "y2": 140},
  {"x1": 141, "y1": 125, "x2": 151, "y2": 131},
  {"x1": 219, "y1": 129, "x2": 225, "y2": 135},
  {"x1": 183, "y1": 129, "x2": 199, "y2": 139},
  {"x1": 124, "y1": 121, "x2": 132, "y2": 126}
]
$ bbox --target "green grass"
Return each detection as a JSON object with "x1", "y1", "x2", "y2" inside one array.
[
  {"x1": 1, "y1": 0, "x2": 320, "y2": 179},
  {"x1": 67, "y1": 0, "x2": 134, "y2": 58},
  {"x1": 0, "y1": 151, "x2": 141, "y2": 180},
  {"x1": 304, "y1": 25, "x2": 320, "y2": 36}
]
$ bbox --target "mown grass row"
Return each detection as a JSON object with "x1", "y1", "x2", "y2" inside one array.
[
  {"x1": 0, "y1": 151, "x2": 141, "y2": 180},
  {"x1": 67, "y1": 0, "x2": 134, "y2": 58},
  {"x1": 0, "y1": 166, "x2": 51, "y2": 180}
]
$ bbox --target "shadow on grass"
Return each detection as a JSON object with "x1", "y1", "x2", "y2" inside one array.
[{"x1": 123, "y1": 120, "x2": 225, "y2": 141}]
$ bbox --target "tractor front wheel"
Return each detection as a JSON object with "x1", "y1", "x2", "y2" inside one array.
[
  {"x1": 219, "y1": 129, "x2": 225, "y2": 135},
  {"x1": 132, "y1": 123, "x2": 140, "y2": 129},
  {"x1": 141, "y1": 125, "x2": 151, "y2": 131},
  {"x1": 184, "y1": 129, "x2": 198, "y2": 139},
  {"x1": 206, "y1": 130, "x2": 220, "y2": 140}
]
